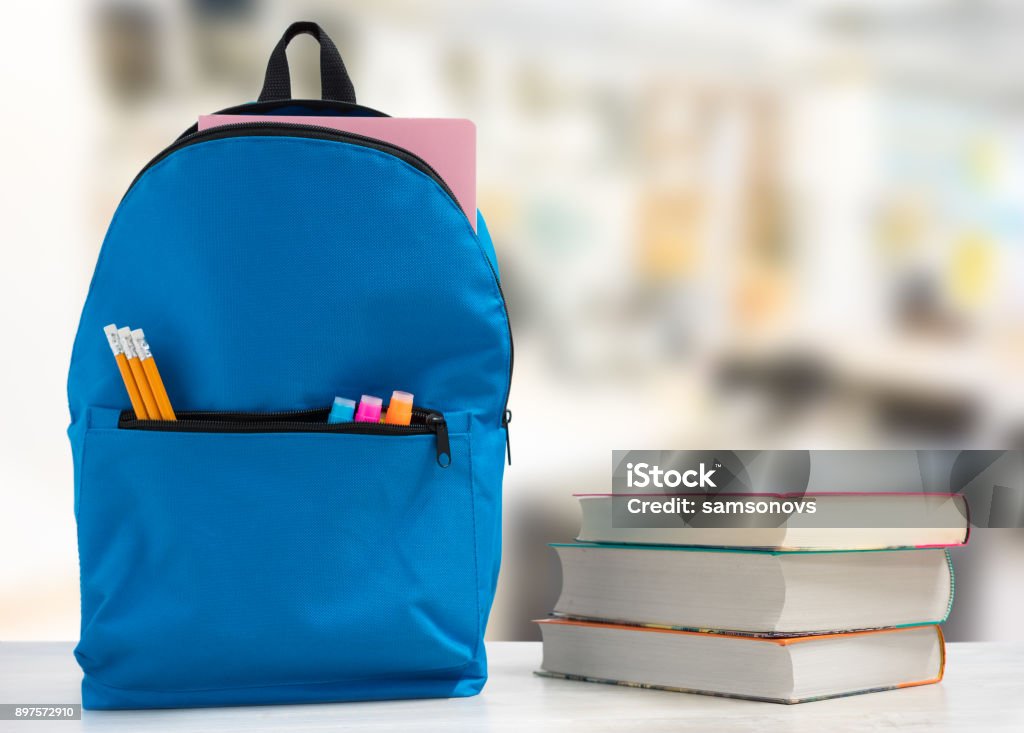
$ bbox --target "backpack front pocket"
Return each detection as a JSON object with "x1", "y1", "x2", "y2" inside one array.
[{"x1": 75, "y1": 407, "x2": 478, "y2": 694}]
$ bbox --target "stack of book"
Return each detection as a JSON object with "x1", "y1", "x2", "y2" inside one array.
[{"x1": 537, "y1": 493, "x2": 969, "y2": 704}]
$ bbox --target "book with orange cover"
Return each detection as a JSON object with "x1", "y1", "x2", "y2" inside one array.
[{"x1": 536, "y1": 619, "x2": 945, "y2": 704}]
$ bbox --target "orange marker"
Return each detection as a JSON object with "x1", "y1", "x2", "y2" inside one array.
[
  {"x1": 384, "y1": 391, "x2": 415, "y2": 426},
  {"x1": 130, "y1": 328, "x2": 176, "y2": 421},
  {"x1": 118, "y1": 327, "x2": 159, "y2": 420},
  {"x1": 104, "y1": 324, "x2": 149, "y2": 419}
]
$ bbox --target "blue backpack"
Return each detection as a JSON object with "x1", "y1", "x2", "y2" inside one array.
[{"x1": 67, "y1": 22, "x2": 511, "y2": 710}]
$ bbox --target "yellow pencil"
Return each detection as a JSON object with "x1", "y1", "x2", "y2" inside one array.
[
  {"x1": 130, "y1": 328, "x2": 176, "y2": 421},
  {"x1": 118, "y1": 327, "x2": 159, "y2": 420},
  {"x1": 104, "y1": 324, "x2": 149, "y2": 419}
]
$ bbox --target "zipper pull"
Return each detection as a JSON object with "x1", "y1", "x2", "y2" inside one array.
[
  {"x1": 426, "y1": 414, "x2": 451, "y2": 468},
  {"x1": 502, "y1": 409, "x2": 512, "y2": 466}
]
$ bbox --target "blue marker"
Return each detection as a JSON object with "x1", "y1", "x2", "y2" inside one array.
[{"x1": 328, "y1": 397, "x2": 357, "y2": 423}]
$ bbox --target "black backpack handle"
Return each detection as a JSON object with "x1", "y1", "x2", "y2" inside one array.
[{"x1": 258, "y1": 21, "x2": 356, "y2": 104}]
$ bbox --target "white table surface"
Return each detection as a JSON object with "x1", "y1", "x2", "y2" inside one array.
[{"x1": 0, "y1": 641, "x2": 1021, "y2": 732}]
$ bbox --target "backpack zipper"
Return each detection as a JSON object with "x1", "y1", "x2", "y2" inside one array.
[
  {"x1": 119, "y1": 405, "x2": 452, "y2": 467},
  {"x1": 174, "y1": 99, "x2": 390, "y2": 140},
  {"x1": 125, "y1": 121, "x2": 457, "y2": 203},
  {"x1": 123, "y1": 120, "x2": 514, "y2": 456}
]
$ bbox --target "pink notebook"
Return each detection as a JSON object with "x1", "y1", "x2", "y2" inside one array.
[{"x1": 199, "y1": 115, "x2": 476, "y2": 230}]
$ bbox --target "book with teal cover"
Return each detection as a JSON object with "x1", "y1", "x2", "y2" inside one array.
[{"x1": 550, "y1": 543, "x2": 954, "y2": 636}]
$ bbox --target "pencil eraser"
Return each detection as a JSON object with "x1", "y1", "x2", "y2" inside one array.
[
  {"x1": 130, "y1": 328, "x2": 152, "y2": 360},
  {"x1": 103, "y1": 324, "x2": 123, "y2": 354},
  {"x1": 117, "y1": 327, "x2": 137, "y2": 358}
]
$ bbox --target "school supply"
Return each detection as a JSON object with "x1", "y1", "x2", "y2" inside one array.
[
  {"x1": 67, "y1": 21, "x2": 511, "y2": 710},
  {"x1": 354, "y1": 394, "x2": 383, "y2": 423},
  {"x1": 551, "y1": 543, "x2": 954, "y2": 634},
  {"x1": 384, "y1": 390, "x2": 414, "y2": 425},
  {"x1": 537, "y1": 619, "x2": 944, "y2": 704},
  {"x1": 198, "y1": 115, "x2": 476, "y2": 230},
  {"x1": 117, "y1": 327, "x2": 159, "y2": 420},
  {"x1": 327, "y1": 396, "x2": 356, "y2": 423},
  {"x1": 576, "y1": 493, "x2": 970, "y2": 550},
  {"x1": 541, "y1": 489, "x2": 960, "y2": 704},
  {"x1": 129, "y1": 329, "x2": 176, "y2": 421},
  {"x1": 103, "y1": 324, "x2": 149, "y2": 419}
]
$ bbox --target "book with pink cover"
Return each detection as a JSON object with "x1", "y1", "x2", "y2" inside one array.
[
  {"x1": 198, "y1": 115, "x2": 476, "y2": 230},
  {"x1": 575, "y1": 492, "x2": 970, "y2": 550}
]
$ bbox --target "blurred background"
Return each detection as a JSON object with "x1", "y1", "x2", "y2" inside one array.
[{"x1": 2, "y1": 0, "x2": 1023, "y2": 642}]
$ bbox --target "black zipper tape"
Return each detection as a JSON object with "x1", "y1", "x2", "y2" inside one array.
[
  {"x1": 119, "y1": 405, "x2": 452, "y2": 468},
  {"x1": 174, "y1": 98, "x2": 390, "y2": 141},
  {"x1": 126, "y1": 122, "x2": 457, "y2": 204}
]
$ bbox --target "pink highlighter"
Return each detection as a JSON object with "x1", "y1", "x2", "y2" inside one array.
[{"x1": 354, "y1": 395, "x2": 383, "y2": 423}]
